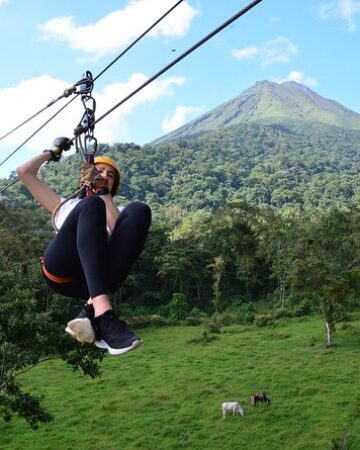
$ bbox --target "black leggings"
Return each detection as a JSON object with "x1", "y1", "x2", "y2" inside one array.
[{"x1": 43, "y1": 196, "x2": 151, "y2": 299}]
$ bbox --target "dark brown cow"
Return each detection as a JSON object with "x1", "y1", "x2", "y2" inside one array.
[{"x1": 250, "y1": 392, "x2": 270, "y2": 406}]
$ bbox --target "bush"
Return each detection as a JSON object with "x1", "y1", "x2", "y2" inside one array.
[
  {"x1": 334, "y1": 304, "x2": 350, "y2": 322},
  {"x1": 183, "y1": 307, "x2": 208, "y2": 326},
  {"x1": 204, "y1": 320, "x2": 222, "y2": 334},
  {"x1": 169, "y1": 293, "x2": 190, "y2": 321},
  {"x1": 272, "y1": 307, "x2": 294, "y2": 320},
  {"x1": 148, "y1": 314, "x2": 167, "y2": 327},
  {"x1": 254, "y1": 313, "x2": 274, "y2": 327},
  {"x1": 292, "y1": 299, "x2": 313, "y2": 316},
  {"x1": 211, "y1": 310, "x2": 237, "y2": 327},
  {"x1": 188, "y1": 307, "x2": 207, "y2": 320},
  {"x1": 130, "y1": 314, "x2": 166, "y2": 328},
  {"x1": 235, "y1": 302, "x2": 256, "y2": 324},
  {"x1": 346, "y1": 294, "x2": 360, "y2": 311},
  {"x1": 183, "y1": 316, "x2": 202, "y2": 326}
]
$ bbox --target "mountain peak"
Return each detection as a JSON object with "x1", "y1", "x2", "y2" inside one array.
[{"x1": 152, "y1": 80, "x2": 360, "y2": 144}]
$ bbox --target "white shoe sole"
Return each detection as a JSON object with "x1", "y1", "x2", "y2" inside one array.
[
  {"x1": 95, "y1": 338, "x2": 143, "y2": 355},
  {"x1": 65, "y1": 318, "x2": 95, "y2": 344}
]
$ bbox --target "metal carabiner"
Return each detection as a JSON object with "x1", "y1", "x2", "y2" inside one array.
[
  {"x1": 80, "y1": 107, "x2": 96, "y2": 133},
  {"x1": 76, "y1": 71, "x2": 94, "y2": 96}
]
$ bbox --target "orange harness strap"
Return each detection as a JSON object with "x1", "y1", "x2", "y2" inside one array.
[{"x1": 40, "y1": 256, "x2": 73, "y2": 284}]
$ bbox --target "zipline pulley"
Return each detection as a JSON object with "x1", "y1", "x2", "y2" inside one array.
[{"x1": 74, "y1": 71, "x2": 98, "y2": 163}]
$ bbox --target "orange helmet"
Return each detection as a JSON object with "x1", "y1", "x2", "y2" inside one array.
[{"x1": 94, "y1": 156, "x2": 121, "y2": 196}]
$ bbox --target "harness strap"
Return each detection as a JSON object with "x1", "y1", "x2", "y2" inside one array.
[{"x1": 40, "y1": 256, "x2": 73, "y2": 284}]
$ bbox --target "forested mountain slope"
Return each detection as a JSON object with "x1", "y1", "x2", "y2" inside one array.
[
  {"x1": 152, "y1": 80, "x2": 360, "y2": 144},
  {"x1": 1, "y1": 81, "x2": 360, "y2": 212}
]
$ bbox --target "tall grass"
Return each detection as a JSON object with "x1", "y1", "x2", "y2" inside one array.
[{"x1": 1, "y1": 315, "x2": 360, "y2": 450}]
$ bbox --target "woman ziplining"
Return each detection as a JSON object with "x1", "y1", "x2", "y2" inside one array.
[
  {"x1": 7, "y1": 0, "x2": 265, "y2": 357},
  {"x1": 16, "y1": 138, "x2": 151, "y2": 356}
]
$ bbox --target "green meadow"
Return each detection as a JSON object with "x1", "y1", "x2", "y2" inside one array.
[{"x1": 1, "y1": 315, "x2": 360, "y2": 450}]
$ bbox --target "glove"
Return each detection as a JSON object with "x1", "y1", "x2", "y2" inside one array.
[
  {"x1": 80, "y1": 162, "x2": 106, "y2": 189},
  {"x1": 44, "y1": 137, "x2": 73, "y2": 162},
  {"x1": 94, "y1": 187, "x2": 110, "y2": 196}
]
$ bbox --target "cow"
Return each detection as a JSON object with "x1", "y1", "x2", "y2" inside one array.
[
  {"x1": 221, "y1": 401, "x2": 245, "y2": 418},
  {"x1": 250, "y1": 392, "x2": 270, "y2": 406}
]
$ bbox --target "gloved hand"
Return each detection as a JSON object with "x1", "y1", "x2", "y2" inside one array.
[
  {"x1": 80, "y1": 162, "x2": 106, "y2": 190},
  {"x1": 44, "y1": 137, "x2": 73, "y2": 162},
  {"x1": 94, "y1": 187, "x2": 110, "y2": 196}
]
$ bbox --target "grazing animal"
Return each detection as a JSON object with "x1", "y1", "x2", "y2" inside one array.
[
  {"x1": 221, "y1": 401, "x2": 244, "y2": 418},
  {"x1": 250, "y1": 392, "x2": 270, "y2": 406}
]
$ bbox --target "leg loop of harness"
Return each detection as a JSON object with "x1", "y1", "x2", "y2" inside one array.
[{"x1": 39, "y1": 256, "x2": 73, "y2": 284}]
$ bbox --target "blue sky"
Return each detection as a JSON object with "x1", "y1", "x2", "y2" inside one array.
[{"x1": 0, "y1": 0, "x2": 359, "y2": 178}]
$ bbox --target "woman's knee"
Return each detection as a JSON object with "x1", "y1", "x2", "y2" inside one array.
[
  {"x1": 80, "y1": 195, "x2": 106, "y2": 213},
  {"x1": 126, "y1": 201, "x2": 152, "y2": 226}
]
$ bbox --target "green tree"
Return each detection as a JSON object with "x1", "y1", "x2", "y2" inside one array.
[
  {"x1": 290, "y1": 207, "x2": 360, "y2": 346},
  {"x1": 0, "y1": 204, "x2": 104, "y2": 428},
  {"x1": 256, "y1": 208, "x2": 298, "y2": 308},
  {"x1": 208, "y1": 256, "x2": 225, "y2": 312}
]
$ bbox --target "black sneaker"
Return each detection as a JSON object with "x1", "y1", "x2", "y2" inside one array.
[
  {"x1": 65, "y1": 303, "x2": 95, "y2": 344},
  {"x1": 93, "y1": 310, "x2": 142, "y2": 355}
]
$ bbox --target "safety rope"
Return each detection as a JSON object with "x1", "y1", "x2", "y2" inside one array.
[{"x1": 50, "y1": 187, "x2": 84, "y2": 233}]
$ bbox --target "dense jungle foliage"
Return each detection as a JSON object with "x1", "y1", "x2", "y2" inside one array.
[
  {"x1": 2, "y1": 121, "x2": 360, "y2": 211},
  {"x1": 2, "y1": 118, "x2": 360, "y2": 427}
]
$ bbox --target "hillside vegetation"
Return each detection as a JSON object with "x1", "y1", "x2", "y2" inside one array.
[
  {"x1": 2, "y1": 120, "x2": 360, "y2": 212},
  {"x1": 152, "y1": 80, "x2": 360, "y2": 143},
  {"x1": 2, "y1": 80, "x2": 360, "y2": 212}
]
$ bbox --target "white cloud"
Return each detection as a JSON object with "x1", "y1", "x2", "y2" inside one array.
[
  {"x1": 0, "y1": 72, "x2": 186, "y2": 155},
  {"x1": 231, "y1": 46, "x2": 259, "y2": 60},
  {"x1": 278, "y1": 70, "x2": 318, "y2": 87},
  {"x1": 162, "y1": 104, "x2": 203, "y2": 133},
  {"x1": 232, "y1": 36, "x2": 298, "y2": 67},
  {"x1": 318, "y1": 0, "x2": 360, "y2": 31},
  {"x1": 38, "y1": 0, "x2": 199, "y2": 59},
  {"x1": 0, "y1": 0, "x2": 9, "y2": 6}
]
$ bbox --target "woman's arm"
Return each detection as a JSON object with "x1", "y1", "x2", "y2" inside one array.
[{"x1": 16, "y1": 151, "x2": 61, "y2": 213}]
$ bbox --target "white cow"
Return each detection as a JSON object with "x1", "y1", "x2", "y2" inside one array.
[{"x1": 221, "y1": 401, "x2": 244, "y2": 418}]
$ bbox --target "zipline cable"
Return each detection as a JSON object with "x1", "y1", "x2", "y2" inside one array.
[
  {"x1": 0, "y1": 0, "x2": 264, "y2": 194},
  {"x1": 93, "y1": 0, "x2": 184, "y2": 83},
  {"x1": 0, "y1": 98, "x2": 62, "y2": 143},
  {"x1": 0, "y1": 85, "x2": 79, "y2": 144},
  {"x1": 0, "y1": 94, "x2": 79, "y2": 169},
  {"x1": 92, "y1": 0, "x2": 264, "y2": 128},
  {"x1": 0, "y1": 176, "x2": 20, "y2": 194},
  {"x1": 0, "y1": 0, "x2": 185, "y2": 145}
]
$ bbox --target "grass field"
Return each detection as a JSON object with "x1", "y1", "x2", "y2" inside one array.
[{"x1": 1, "y1": 315, "x2": 360, "y2": 450}]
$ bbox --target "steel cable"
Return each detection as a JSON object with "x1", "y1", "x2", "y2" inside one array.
[
  {"x1": 0, "y1": 94, "x2": 79, "y2": 169},
  {"x1": 0, "y1": 0, "x2": 185, "y2": 147},
  {"x1": 92, "y1": 0, "x2": 264, "y2": 128}
]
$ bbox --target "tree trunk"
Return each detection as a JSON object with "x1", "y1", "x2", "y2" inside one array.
[
  {"x1": 325, "y1": 321, "x2": 334, "y2": 347},
  {"x1": 279, "y1": 278, "x2": 286, "y2": 308},
  {"x1": 196, "y1": 282, "x2": 201, "y2": 304},
  {"x1": 321, "y1": 300, "x2": 335, "y2": 347}
]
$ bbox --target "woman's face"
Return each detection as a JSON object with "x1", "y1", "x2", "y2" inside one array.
[{"x1": 95, "y1": 163, "x2": 115, "y2": 191}]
